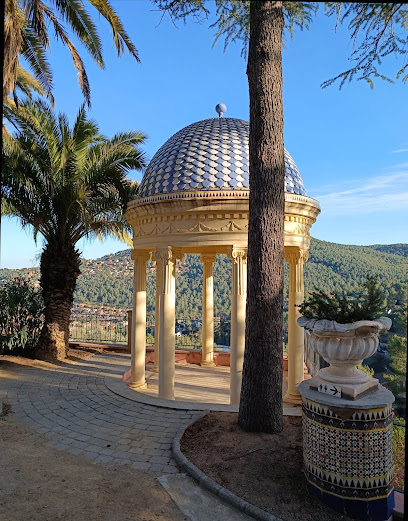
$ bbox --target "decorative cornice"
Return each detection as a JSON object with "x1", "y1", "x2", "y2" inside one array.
[
  {"x1": 127, "y1": 190, "x2": 320, "y2": 209},
  {"x1": 130, "y1": 190, "x2": 249, "y2": 207}
]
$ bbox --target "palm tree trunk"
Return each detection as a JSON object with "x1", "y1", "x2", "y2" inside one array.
[
  {"x1": 36, "y1": 242, "x2": 81, "y2": 361},
  {"x1": 238, "y1": 1, "x2": 285, "y2": 433}
]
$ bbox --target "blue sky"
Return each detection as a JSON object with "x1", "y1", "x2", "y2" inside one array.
[{"x1": 2, "y1": 1, "x2": 408, "y2": 269}]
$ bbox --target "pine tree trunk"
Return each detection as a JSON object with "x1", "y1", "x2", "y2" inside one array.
[
  {"x1": 238, "y1": 1, "x2": 284, "y2": 433},
  {"x1": 36, "y1": 242, "x2": 81, "y2": 361}
]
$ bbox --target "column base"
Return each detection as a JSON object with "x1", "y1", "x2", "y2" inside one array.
[
  {"x1": 128, "y1": 381, "x2": 148, "y2": 390},
  {"x1": 200, "y1": 360, "x2": 216, "y2": 368},
  {"x1": 283, "y1": 390, "x2": 302, "y2": 405}
]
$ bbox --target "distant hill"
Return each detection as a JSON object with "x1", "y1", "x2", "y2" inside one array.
[
  {"x1": 369, "y1": 244, "x2": 408, "y2": 257},
  {"x1": 1, "y1": 238, "x2": 406, "y2": 318}
]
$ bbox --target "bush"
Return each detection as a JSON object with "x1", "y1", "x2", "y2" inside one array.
[
  {"x1": 299, "y1": 275, "x2": 385, "y2": 323},
  {"x1": 363, "y1": 352, "x2": 391, "y2": 374},
  {"x1": 356, "y1": 363, "x2": 374, "y2": 377},
  {"x1": 384, "y1": 335, "x2": 407, "y2": 416},
  {"x1": 0, "y1": 278, "x2": 44, "y2": 356},
  {"x1": 393, "y1": 418, "x2": 405, "y2": 490}
]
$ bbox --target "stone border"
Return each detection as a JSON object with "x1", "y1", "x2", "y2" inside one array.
[{"x1": 172, "y1": 412, "x2": 284, "y2": 521}]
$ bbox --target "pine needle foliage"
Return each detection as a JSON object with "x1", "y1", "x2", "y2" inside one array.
[
  {"x1": 322, "y1": 3, "x2": 408, "y2": 88},
  {"x1": 154, "y1": 1, "x2": 408, "y2": 88},
  {"x1": 153, "y1": 1, "x2": 318, "y2": 57},
  {"x1": 299, "y1": 275, "x2": 386, "y2": 322}
]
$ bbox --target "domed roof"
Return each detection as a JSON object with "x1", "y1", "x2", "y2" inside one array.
[{"x1": 139, "y1": 117, "x2": 306, "y2": 197}]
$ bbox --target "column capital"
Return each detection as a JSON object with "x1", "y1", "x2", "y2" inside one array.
[
  {"x1": 131, "y1": 249, "x2": 151, "y2": 262},
  {"x1": 154, "y1": 246, "x2": 173, "y2": 263},
  {"x1": 200, "y1": 253, "x2": 217, "y2": 264},
  {"x1": 284, "y1": 246, "x2": 308, "y2": 264},
  {"x1": 228, "y1": 246, "x2": 247, "y2": 263}
]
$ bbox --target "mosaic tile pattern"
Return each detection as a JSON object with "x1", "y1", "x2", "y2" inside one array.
[
  {"x1": 139, "y1": 118, "x2": 307, "y2": 197},
  {"x1": 302, "y1": 397, "x2": 394, "y2": 502}
]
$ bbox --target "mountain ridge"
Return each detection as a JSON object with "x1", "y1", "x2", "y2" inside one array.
[{"x1": 1, "y1": 238, "x2": 406, "y2": 318}]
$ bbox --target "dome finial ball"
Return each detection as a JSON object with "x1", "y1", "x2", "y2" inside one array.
[{"x1": 215, "y1": 103, "x2": 227, "y2": 117}]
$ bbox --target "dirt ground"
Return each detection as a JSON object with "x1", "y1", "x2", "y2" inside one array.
[
  {"x1": 0, "y1": 348, "x2": 189, "y2": 521},
  {"x1": 0, "y1": 412, "x2": 190, "y2": 521},
  {"x1": 181, "y1": 412, "x2": 355, "y2": 521}
]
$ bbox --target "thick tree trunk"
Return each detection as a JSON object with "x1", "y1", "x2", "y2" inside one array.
[
  {"x1": 36, "y1": 242, "x2": 81, "y2": 361},
  {"x1": 238, "y1": 1, "x2": 285, "y2": 433}
]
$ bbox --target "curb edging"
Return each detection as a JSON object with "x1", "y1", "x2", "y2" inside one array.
[{"x1": 172, "y1": 412, "x2": 283, "y2": 521}]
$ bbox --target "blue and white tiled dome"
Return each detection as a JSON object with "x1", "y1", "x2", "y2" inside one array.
[{"x1": 139, "y1": 117, "x2": 306, "y2": 197}]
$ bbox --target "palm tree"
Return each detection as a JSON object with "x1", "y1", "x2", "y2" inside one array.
[
  {"x1": 2, "y1": 100, "x2": 146, "y2": 360},
  {"x1": 4, "y1": 0, "x2": 139, "y2": 105},
  {"x1": 3, "y1": 65, "x2": 47, "y2": 135}
]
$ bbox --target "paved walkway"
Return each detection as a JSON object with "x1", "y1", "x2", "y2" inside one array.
[
  {"x1": 1, "y1": 352, "x2": 199, "y2": 475},
  {"x1": 1, "y1": 351, "x2": 298, "y2": 521}
]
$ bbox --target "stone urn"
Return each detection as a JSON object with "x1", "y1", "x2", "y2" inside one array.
[{"x1": 298, "y1": 316, "x2": 392, "y2": 399}]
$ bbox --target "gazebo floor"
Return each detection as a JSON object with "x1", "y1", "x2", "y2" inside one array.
[{"x1": 131, "y1": 362, "x2": 299, "y2": 413}]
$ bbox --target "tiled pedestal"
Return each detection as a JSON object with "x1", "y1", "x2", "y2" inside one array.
[{"x1": 298, "y1": 382, "x2": 395, "y2": 521}]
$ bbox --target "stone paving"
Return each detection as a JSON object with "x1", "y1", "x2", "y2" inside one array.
[{"x1": 1, "y1": 352, "x2": 200, "y2": 475}]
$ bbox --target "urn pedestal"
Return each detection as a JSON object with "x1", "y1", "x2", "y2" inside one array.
[
  {"x1": 298, "y1": 382, "x2": 395, "y2": 521},
  {"x1": 298, "y1": 316, "x2": 394, "y2": 520}
]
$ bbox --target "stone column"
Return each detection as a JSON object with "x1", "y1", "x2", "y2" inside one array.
[
  {"x1": 129, "y1": 249, "x2": 150, "y2": 389},
  {"x1": 283, "y1": 247, "x2": 307, "y2": 404},
  {"x1": 200, "y1": 254, "x2": 217, "y2": 367},
  {"x1": 127, "y1": 309, "x2": 132, "y2": 353},
  {"x1": 156, "y1": 247, "x2": 176, "y2": 400},
  {"x1": 153, "y1": 257, "x2": 161, "y2": 373},
  {"x1": 229, "y1": 247, "x2": 247, "y2": 405}
]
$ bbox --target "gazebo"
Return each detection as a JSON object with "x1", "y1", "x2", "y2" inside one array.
[{"x1": 125, "y1": 110, "x2": 320, "y2": 405}]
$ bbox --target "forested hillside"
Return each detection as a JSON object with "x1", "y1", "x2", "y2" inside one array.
[
  {"x1": 1, "y1": 238, "x2": 406, "y2": 318},
  {"x1": 369, "y1": 244, "x2": 408, "y2": 257}
]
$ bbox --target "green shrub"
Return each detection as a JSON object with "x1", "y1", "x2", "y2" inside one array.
[
  {"x1": 299, "y1": 275, "x2": 385, "y2": 323},
  {"x1": 393, "y1": 419, "x2": 405, "y2": 491},
  {"x1": 364, "y1": 353, "x2": 390, "y2": 374},
  {"x1": 0, "y1": 278, "x2": 44, "y2": 356},
  {"x1": 384, "y1": 335, "x2": 407, "y2": 416},
  {"x1": 356, "y1": 363, "x2": 374, "y2": 377}
]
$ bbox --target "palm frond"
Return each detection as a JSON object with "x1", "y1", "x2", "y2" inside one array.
[
  {"x1": 87, "y1": 0, "x2": 141, "y2": 62},
  {"x1": 21, "y1": 26, "x2": 54, "y2": 101},
  {"x1": 52, "y1": 0, "x2": 104, "y2": 66},
  {"x1": 23, "y1": 0, "x2": 50, "y2": 48},
  {"x1": 3, "y1": 0, "x2": 26, "y2": 100},
  {"x1": 42, "y1": 3, "x2": 92, "y2": 105},
  {"x1": 15, "y1": 65, "x2": 45, "y2": 96}
]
